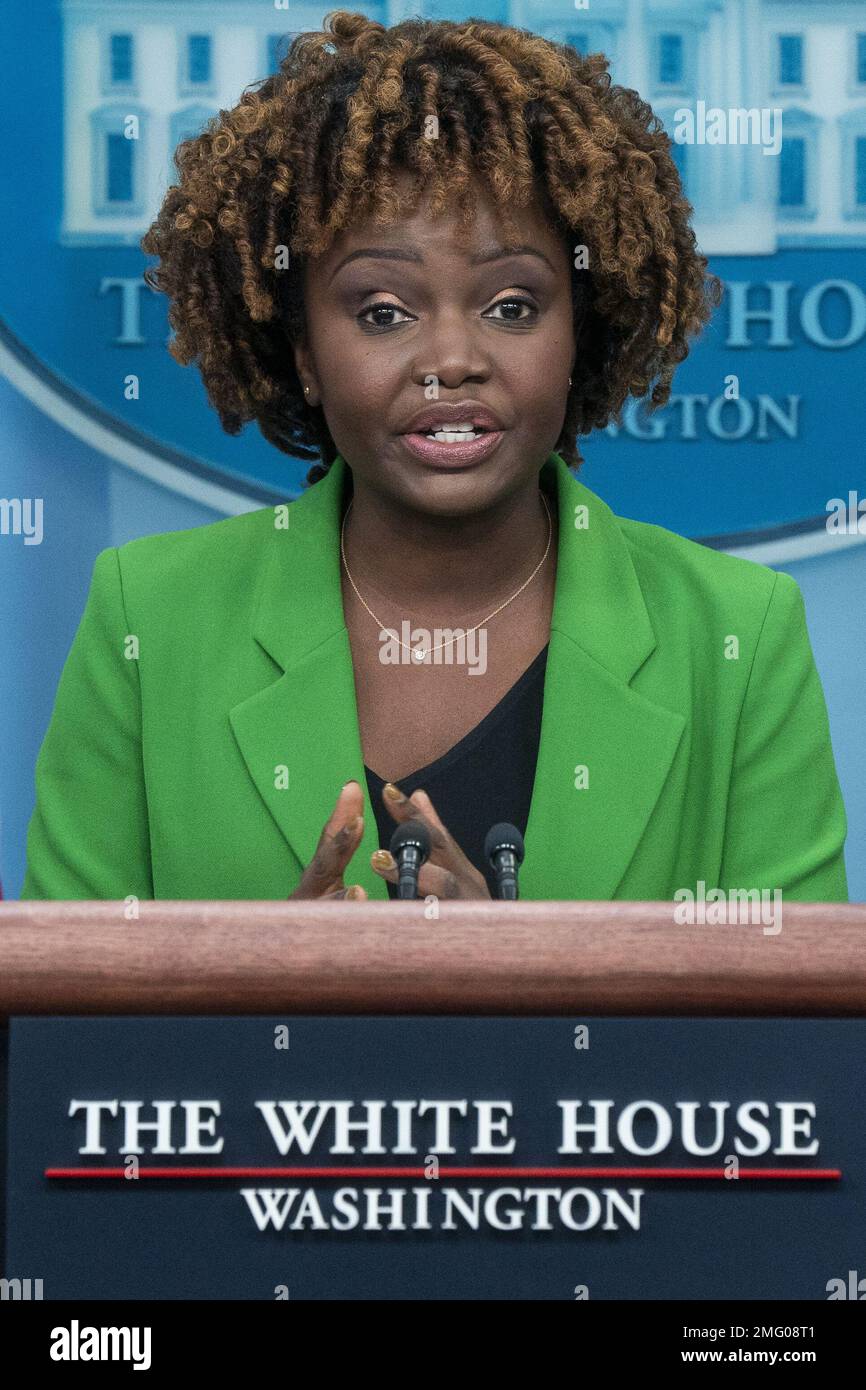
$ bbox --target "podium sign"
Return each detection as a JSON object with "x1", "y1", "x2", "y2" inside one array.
[{"x1": 6, "y1": 1015, "x2": 866, "y2": 1300}]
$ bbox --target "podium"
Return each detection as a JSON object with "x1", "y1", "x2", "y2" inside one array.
[
  {"x1": 2, "y1": 899, "x2": 866, "y2": 1301},
  {"x1": 3, "y1": 899, "x2": 865, "y2": 1013}
]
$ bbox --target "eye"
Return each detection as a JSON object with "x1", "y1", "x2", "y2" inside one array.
[
  {"x1": 357, "y1": 301, "x2": 415, "y2": 329},
  {"x1": 485, "y1": 296, "x2": 538, "y2": 323}
]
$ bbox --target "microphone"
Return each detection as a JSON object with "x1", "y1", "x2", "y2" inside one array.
[
  {"x1": 484, "y1": 822, "x2": 525, "y2": 900},
  {"x1": 390, "y1": 819, "x2": 432, "y2": 900}
]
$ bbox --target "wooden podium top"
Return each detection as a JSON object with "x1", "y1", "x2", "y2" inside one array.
[{"x1": 1, "y1": 899, "x2": 864, "y2": 1016}]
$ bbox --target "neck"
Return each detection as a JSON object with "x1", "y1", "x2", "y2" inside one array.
[{"x1": 340, "y1": 471, "x2": 557, "y2": 619}]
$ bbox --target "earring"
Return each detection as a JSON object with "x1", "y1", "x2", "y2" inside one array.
[
  {"x1": 304, "y1": 385, "x2": 311, "y2": 395},
  {"x1": 568, "y1": 376, "x2": 572, "y2": 387}
]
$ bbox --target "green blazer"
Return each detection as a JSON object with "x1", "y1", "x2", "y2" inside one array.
[{"x1": 20, "y1": 451, "x2": 848, "y2": 902}]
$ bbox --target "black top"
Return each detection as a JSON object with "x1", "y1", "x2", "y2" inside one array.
[{"x1": 364, "y1": 642, "x2": 549, "y2": 898}]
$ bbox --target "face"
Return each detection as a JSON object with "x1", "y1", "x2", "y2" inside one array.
[{"x1": 293, "y1": 168, "x2": 576, "y2": 517}]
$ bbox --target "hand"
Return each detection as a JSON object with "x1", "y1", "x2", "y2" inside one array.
[
  {"x1": 287, "y1": 780, "x2": 368, "y2": 900},
  {"x1": 370, "y1": 782, "x2": 492, "y2": 900}
]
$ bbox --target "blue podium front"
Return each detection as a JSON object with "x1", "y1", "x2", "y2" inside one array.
[{"x1": 5, "y1": 1016, "x2": 865, "y2": 1301}]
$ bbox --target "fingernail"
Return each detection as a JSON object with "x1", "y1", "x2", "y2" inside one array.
[
  {"x1": 341, "y1": 780, "x2": 360, "y2": 792},
  {"x1": 383, "y1": 782, "x2": 404, "y2": 802},
  {"x1": 372, "y1": 849, "x2": 394, "y2": 868},
  {"x1": 346, "y1": 884, "x2": 364, "y2": 900}
]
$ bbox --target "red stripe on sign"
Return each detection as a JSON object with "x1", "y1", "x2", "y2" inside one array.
[{"x1": 44, "y1": 1166, "x2": 842, "y2": 1180}]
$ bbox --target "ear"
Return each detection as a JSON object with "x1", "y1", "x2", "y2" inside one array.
[{"x1": 292, "y1": 337, "x2": 320, "y2": 407}]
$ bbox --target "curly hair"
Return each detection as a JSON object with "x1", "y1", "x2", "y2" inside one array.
[{"x1": 141, "y1": 10, "x2": 722, "y2": 486}]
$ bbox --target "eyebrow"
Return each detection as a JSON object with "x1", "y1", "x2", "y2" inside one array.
[{"x1": 329, "y1": 242, "x2": 556, "y2": 282}]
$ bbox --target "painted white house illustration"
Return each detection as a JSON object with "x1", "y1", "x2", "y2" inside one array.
[{"x1": 60, "y1": 0, "x2": 866, "y2": 254}]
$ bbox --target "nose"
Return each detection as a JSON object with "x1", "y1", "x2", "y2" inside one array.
[{"x1": 410, "y1": 306, "x2": 493, "y2": 389}]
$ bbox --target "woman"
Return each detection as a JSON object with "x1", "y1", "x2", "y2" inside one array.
[{"x1": 20, "y1": 12, "x2": 848, "y2": 903}]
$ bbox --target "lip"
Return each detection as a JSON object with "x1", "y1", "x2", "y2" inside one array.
[
  {"x1": 399, "y1": 400, "x2": 505, "y2": 434},
  {"x1": 400, "y1": 429, "x2": 505, "y2": 468}
]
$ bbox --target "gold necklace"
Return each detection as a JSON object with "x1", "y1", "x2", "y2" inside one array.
[{"x1": 340, "y1": 490, "x2": 553, "y2": 661}]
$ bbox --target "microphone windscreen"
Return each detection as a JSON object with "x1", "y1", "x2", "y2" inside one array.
[
  {"x1": 390, "y1": 818, "x2": 432, "y2": 862},
  {"x1": 484, "y1": 822, "x2": 525, "y2": 867}
]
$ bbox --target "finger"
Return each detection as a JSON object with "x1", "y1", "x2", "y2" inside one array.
[
  {"x1": 322, "y1": 780, "x2": 365, "y2": 838},
  {"x1": 381, "y1": 781, "x2": 449, "y2": 849},
  {"x1": 300, "y1": 812, "x2": 364, "y2": 895},
  {"x1": 382, "y1": 782, "x2": 467, "y2": 872},
  {"x1": 370, "y1": 853, "x2": 465, "y2": 900},
  {"x1": 406, "y1": 787, "x2": 450, "y2": 838},
  {"x1": 322, "y1": 884, "x2": 367, "y2": 901},
  {"x1": 312, "y1": 778, "x2": 364, "y2": 861}
]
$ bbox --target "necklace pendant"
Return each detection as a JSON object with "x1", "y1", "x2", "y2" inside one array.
[{"x1": 413, "y1": 647, "x2": 426, "y2": 661}]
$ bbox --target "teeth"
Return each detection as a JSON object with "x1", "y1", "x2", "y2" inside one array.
[
  {"x1": 427, "y1": 431, "x2": 481, "y2": 442},
  {"x1": 423, "y1": 424, "x2": 484, "y2": 442}
]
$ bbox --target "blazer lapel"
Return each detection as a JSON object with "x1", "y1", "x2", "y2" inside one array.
[
  {"x1": 519, "y1": 455, "x2": 686, "y2": 899},
  {"x1": 229, "y1": 456, "x2": 390, "y2": 901},
  {"x1": 230, "y1": 450, "x2": 685, "y2": 902}
]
